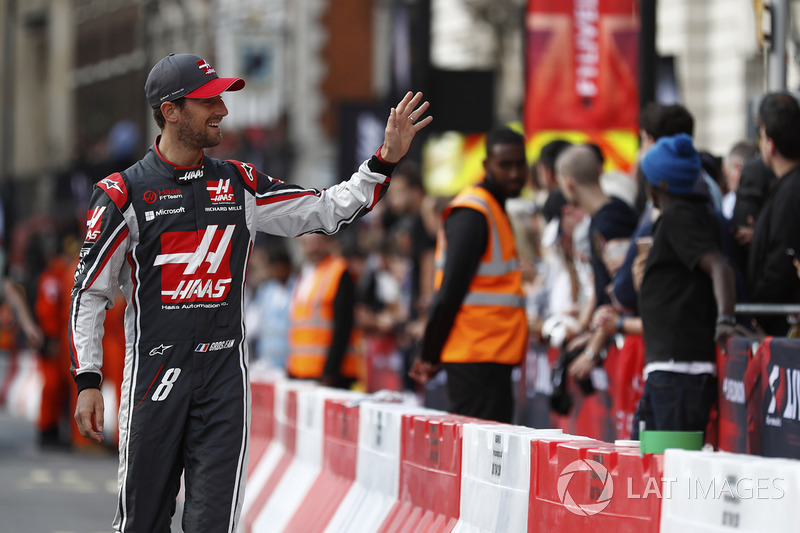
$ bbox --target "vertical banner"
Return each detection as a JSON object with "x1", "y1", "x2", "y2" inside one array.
[{"x1": 524, "y1": 0, "x2": 640, "y2": 171}]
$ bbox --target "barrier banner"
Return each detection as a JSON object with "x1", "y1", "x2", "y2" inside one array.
[
  {"x1": 365, "y1": 335, "x2": 404, "y2": 393},
  {"x1": 716, "y1": 337, "x2": 754, "y2": 453},
  {"x1": 524, "y1": 0, "x2": 640, "y2": 171},
  {"x1": 758, "y1": 337, "x2": 800, "y2": 459},
  {"x1": 610, "y1": 334, "x2": 645, "y2": 440}
]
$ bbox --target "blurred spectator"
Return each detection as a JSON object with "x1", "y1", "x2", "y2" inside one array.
[
  {"x1": 409, "y1": 126, "x2": 528, "y2": 423},
  {"x1": 721, "y1": 140, "x2": 758, "y2": 219},
  {"x1": 554, "y1": 145, "x2": 639, "y2": 381},
  {"x1": 247, "y1": 245, "x2": 296, "y2": 369},
  {"x1": 287, "y1": 234, "x2": 363, "y2": 389},
  {"x1": 633, "y1": 133, "x2": 737, "y2": 437},
  {"x1": 732, "y1": 155, "x2": 777, "y2": 247},
  {"x1": 556, "y1": 145, "x2": 639, "y2": 311},
  {"x1": 384, "y1": 161, "x2": 436, "y2": 325},
  {"x1": 537, "y1": 140, "x2": 573, "y2": 224},
  {"x1": 636, "y1": 103, "x2": 723, "y2": 213},
  {"x1": 748, "y1": 92, "x2": 800, "y2": 335},
  {"x1": 34, "y1": 233, "x2": 73, "y2": 448}
]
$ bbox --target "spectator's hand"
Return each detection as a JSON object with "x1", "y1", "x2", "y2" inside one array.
[
  {"x1": 566, "y1": 331, "x2": 591, "y2": 352},
  {"x1": 590, "y1": 305, "x2": 618, "y2": 332},
  {"x1": 21, "y1": 321, "x2": 44, "y2": 350},
  {"x1": 734, "y1": 216, "x2": 755, "y2": 247},
  {"x1": 568, "y1": 350, "x2": 597, "y2": 381},
  {"x1": 714, "y1": 323, "x2": 754, "y2": 353},
  {"x1": 408, "y1": 357, "x2": 442, "y2": 385},
  {"x1": 380, "y1": 92, "x2": 432, "y2": 163},
  {"x1": 794, "y1": 257, "x2": 800, "y2": 279},
  {"x1": 74, "y1": 388, "x2": 104, "y2": 443}
]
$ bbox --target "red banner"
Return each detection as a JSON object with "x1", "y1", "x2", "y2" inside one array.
[{"x1": 525, "y1": 0, "x2": 640, "y2": 169}]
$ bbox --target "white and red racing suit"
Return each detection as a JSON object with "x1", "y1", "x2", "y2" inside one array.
[{"x1": 69, "y1": 137, "x2": 394, "y2": 532}]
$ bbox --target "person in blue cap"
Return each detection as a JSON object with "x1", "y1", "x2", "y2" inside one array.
[{"x1": 632, "y1": 133, "x2": 739, "y2": 439}]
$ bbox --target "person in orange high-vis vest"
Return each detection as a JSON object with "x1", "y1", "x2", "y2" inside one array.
[
  {"x1": 410, "y1": 126, "x2": 528, "y2": 423},
  {"x1": 287, "y1": 233, "x2": 363, "y2": 389}
]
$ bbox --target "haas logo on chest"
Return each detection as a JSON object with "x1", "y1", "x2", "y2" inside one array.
[
  {"x1": 154, "y1": 225, "x2": 235, "y2": 302},
  {"x1": 207, "y1": 179, "x2": 235, "y2": 204}
]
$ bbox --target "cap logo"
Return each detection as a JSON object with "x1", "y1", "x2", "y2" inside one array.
[{"x1": 197, "y1": 60, "x2": 216, "y2": 75}]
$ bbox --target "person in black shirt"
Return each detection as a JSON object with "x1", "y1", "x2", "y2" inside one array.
[
  {"x1": 633, "y1": 133, "x2": 738, "y2": 438},
  {"x1": 747, "y1": 92, "x2": 800, "y2": 335}
]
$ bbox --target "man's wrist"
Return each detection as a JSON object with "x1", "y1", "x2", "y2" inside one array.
[
  {"x1": 716, "y1": 314, "x2": 737, "y2": 326},
  {"x1": 74, "y1": 372, "x2": 102, "y2": 395}
]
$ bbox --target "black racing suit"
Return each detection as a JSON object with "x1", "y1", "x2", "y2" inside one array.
[{"x1": 69, "y1": 138, "x2": 394, "y2": 532}]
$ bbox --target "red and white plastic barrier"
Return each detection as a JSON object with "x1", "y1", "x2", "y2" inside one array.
[
  {"x1": 230, "y1": 370, "x2": 800, "y2": 533},
  {"x1": 660, "y1": 449, "x2": 800, "y2": 532},
  {"x1": 453, "y1": 425, "x2": 563, "y2": 533},
  {"x1": 324, "y1": 401, "x2": 441, "y2": 533},
  {"x1": 251, "y1": 386, "x2": 363, "y2": 532}
]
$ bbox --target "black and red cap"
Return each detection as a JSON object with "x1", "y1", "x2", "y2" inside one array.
[{"x1": 145, "y1": 53, "x2": 245, "y2": 109}]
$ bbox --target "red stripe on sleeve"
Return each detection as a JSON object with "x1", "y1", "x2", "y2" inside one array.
[{"x1": 256, "y1": 190, "x2": 319, "y2": 206}]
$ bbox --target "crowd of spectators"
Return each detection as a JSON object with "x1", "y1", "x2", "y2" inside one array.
[{"x1": 2, "y1": 93, "x2": 800, "y2": 447}]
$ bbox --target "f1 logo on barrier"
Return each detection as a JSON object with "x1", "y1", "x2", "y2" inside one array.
[
  {"x1": 154, "y1": 225, "x2": 235, "y2": 302},
  {"x1": 558, "y1": 459, "x2": 614, "y2": 516}
]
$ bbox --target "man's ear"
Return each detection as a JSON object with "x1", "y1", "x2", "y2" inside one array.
[{"x1": 161, "y1": 101, "x2": 180, "y2": 124}]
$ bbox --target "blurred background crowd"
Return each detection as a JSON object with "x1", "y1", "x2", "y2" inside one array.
[{"x1": 1, "y1": 0, "x2": 799, "y2": 450}]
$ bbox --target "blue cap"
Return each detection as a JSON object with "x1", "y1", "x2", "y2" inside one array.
[{"x1": 641, "y1": 133, "x2": 701, "y2": 196}]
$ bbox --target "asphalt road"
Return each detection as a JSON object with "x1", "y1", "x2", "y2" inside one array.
[{"x1": 0, "y1": 411, "x2": 184, "y2": 533}]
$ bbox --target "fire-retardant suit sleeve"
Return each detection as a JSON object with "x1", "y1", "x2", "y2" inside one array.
[
  {"x1": 231, "y1": 154, "x2": 395, "y2": 238},
  {"x1": 69, "y1": 178, "x2": 131, "y2": 394}
]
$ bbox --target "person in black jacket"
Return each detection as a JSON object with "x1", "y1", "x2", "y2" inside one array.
[
  {"x1": 633, "y1": 133, "x2": 738, "y2": 438},
  {"x1": 748, "y1": 92, "x2": 800, "y2": 335}
]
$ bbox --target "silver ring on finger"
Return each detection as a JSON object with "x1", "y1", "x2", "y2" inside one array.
[{"x1": 408, "y1": 115, "x2": 415, "y2": 122}]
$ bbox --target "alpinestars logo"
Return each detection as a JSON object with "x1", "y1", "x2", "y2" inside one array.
[
  {"x1": 153, "y1": 225, "x2": 235, "y2": 303},
  {"x1": 208, "y1": 179, "x2": 235, "y2": 203},
  {"x1": 85, "y1": 206, "x2": 106, "y2": 242}
]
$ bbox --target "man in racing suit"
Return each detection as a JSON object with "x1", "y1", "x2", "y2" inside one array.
[{"x1": 69, "y1": 53, "x2": 431, "y2": 533}]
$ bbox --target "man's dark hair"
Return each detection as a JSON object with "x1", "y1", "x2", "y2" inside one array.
[
  {"x1": 538, "y1": 139, "x2": 573, "y2": 171},
  {"x1": 640, "y1": 102, "x2": 694, "y2": 139},
  {"x1": 392, "y1": 160, "x2": 423, "y2": 191},
  {"x1": 152, "y1": 97, "x2": 186, "y2": 129},
  {"x1": 758, "y1": 92, "x2": 800, "y2": 159},
  {"x1": 486, "y1": 126, "x2": 525, "y2": 155}
]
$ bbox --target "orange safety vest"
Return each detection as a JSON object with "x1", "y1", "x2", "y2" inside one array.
[
  {"x1": 434, "y1": 185, "x2": 528, "y2": 365},
  {"x1": 287, "y1": 255, "x2": 363, "y2": 379}
]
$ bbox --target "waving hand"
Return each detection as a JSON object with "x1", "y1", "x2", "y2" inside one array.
[{"x1": 380, "y1": 91, "x2": 433, "y2": 164}]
